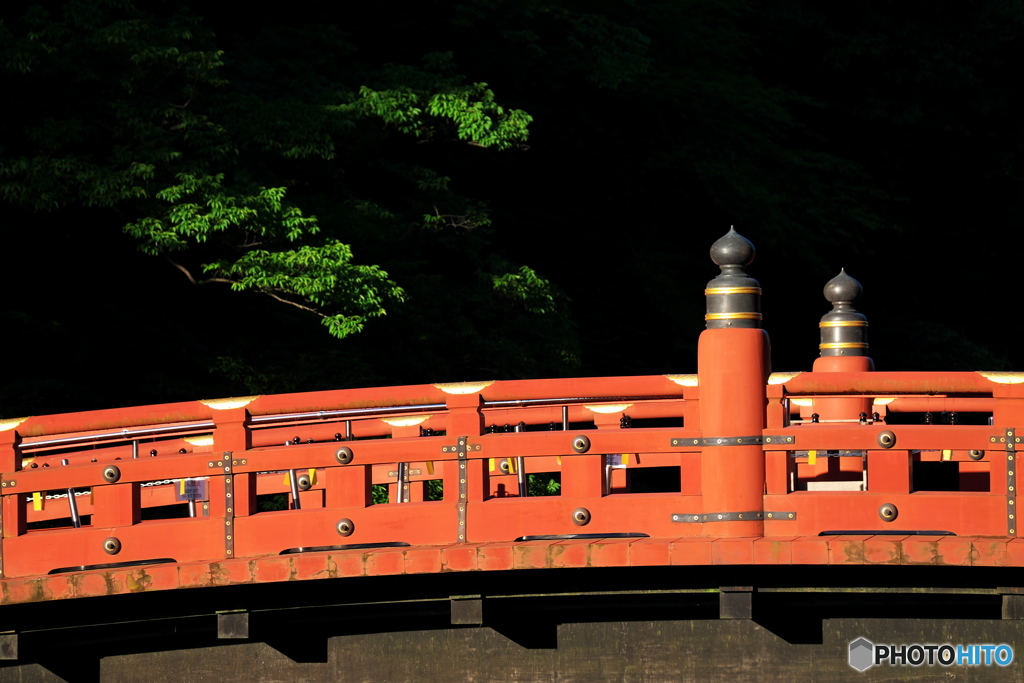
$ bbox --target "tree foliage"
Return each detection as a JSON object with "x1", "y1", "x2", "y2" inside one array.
[
  {"x1": 2, "y1": 0, "x2": 1023, "y2": 417},
  {"x1": 0, "y1": 0, "x2": 544, "y2": 342}
]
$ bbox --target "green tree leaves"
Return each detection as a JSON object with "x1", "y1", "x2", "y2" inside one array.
[{"x1": 0, "y1": 0, "x2": 554, "y2": 348}]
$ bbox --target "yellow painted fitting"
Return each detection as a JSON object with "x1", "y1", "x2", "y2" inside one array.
[
  {"x1": 0, "y1": 417, "x2": 28, "y2": 432},
  {"x1": 978, "y1": 372, "x2": 1024, "y2": 385},
  {"x1": 381, "y1": 415, "x2": 429, "y2": 427},
  {"x1": 200, "y1": 396, "x2": 259, "y2": 410},
  {"x1": 819, "y1": 320, "x2": 869, "y2": 327},
  {"x1": 585, "y1": 403, "x2": 633, "y2": 414},
  {"x1": 808, "y1": 450, "x2": 818, "y2": 466},
  {"x1": 434, "y1": 381, "x2": 494, "y2": 394}
]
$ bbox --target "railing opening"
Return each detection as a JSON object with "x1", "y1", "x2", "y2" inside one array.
[
  {"x1": 628, "y1": 466, "x2": 682, "y2": 494},
  {"x1": 912, "y1": 456, "x2": 990, "y2": 492},
  {"x1": 141, "y1": 502, "x2": 193, "y2": 520},
  {"x1": 527, "y1": 473, "x2": 561, "y2": 497},
  {"x1": 885, "y1": 412, "x2": 993, "y2": 426},
  {"x1": 425, "y1": 479, "x2": 444, "y2": 501},
  {"x1": 791, "y1": 452, "x2": 866, "y2": 492}
]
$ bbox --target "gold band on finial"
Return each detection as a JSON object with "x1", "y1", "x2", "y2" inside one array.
[
  {"x1": 819, "y1": 320, "x2": 868, "y2": 328},
  {"x1": 705, "y1": 312, "x2": 763, "y2": 321},
  {"x1": 704, "y1": 287, "x2": 762, "y2": 296},
  {"x1": 819, "y1": 342, "x2": 869, "y2": 350}
]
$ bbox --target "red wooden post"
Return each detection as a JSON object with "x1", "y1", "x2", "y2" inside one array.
[
  {"x1": 811, "y1": 270, "x2": 873, "y2": 423},
  {"x1": 992, "y1": 383, "x2": 1024, "y2": 537},
  {"x1": 698, "y1": 229, "x2": 768, "y2": 537},
  {"x1": 212, "y1": 407, "x2": 251, "y2": 453},
  {"x1": 592, "y1": 407, "x2": 629, "y2": 493},
  {"x1": 2, "y1": 493, "x2": 25, "y2": 538},
  {"x1": 233, "y1": 474, "x2": 257, "y2": 516},
  {"x1": 440, "y1": 389, "x2": 486, "y2": 540},
  {"x1": 92, "y1": 483, "x2": 140, "y2": 527},
  {"x1": 0, "y1": 422, "x2": 23, "y2": 474},
  {"x1": 444, "y1": 391, "x2": 485, "y2": 437},
  {"x1": 866, "y1": 451, "x2": 911, "y2": 493},
  {"x1": 326, "y1": 465, "x2": 373, "y2": 508}
]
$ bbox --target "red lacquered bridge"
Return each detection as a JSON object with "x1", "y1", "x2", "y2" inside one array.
[{"x1": 2, "y1": 230, "x2": 1023, "y2": 681}]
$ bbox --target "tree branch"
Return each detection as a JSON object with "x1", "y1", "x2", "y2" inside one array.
[
  {"x1": 174, "y1": 263, "x2": 324, "y2": 316},
  {"x1": 167, "y1": 258, "x2": 199, "y2": 285},
  {"x1": 262, "y1": 291, "x2": 322, "y2": 315}
]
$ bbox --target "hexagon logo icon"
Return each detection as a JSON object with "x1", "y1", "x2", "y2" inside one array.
[{"x1": 849, "y1": 637, "x2": 875, "y2": 672}]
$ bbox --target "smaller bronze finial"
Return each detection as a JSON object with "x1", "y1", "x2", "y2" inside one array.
[{"x1": 819, "y1": 269, "x2": 868, "y2": 356}]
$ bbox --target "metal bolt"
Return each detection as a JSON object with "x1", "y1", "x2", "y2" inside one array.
[{"x1": 572, "y1": 507, "x2": 591, "y2": 526}]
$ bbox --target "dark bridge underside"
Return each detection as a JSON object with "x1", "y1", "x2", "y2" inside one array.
[{"x1": 1, "y1": 564, "x2": 1023, "y2": 682}]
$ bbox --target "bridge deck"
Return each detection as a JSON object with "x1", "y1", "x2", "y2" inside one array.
[{"x1": 3, "y1": 534, "x2": 1022, "y2": 606}]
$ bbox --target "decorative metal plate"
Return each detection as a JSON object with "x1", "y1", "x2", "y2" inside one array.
[
  {"x1": 456, "y1": 437, "x2": 470, "y2": 542},
  {"x1": 670, "y1": 436, "x2": 768, "y2": 447},
  {"x1": 222, "y1": 452, "x2": 234, "y2": 558},
  {"x1": 673, "y1": 511, "x2": 762, "y2": 523}
]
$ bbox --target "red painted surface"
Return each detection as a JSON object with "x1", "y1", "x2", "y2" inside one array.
[
  {"x1": 3, "y1": 232, "x2": 1023, "y2": 606},
  {"x1": 0, "y1": 365, "x2": 1020, "y2": 602}
]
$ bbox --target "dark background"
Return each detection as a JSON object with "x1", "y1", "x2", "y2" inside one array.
[{"x1": 2, "y1": 1, "x2": 1021, "y2": 416}]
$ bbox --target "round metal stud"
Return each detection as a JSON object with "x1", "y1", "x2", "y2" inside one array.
[
  {"x1": 878, "y1": 503, "x2": 898, "y2": 522},
  {"x1": 297, "y1": 473, "x2": 313, "y2": 491},
  {"x1": 572, "y1": 507, "x2": 591, "y2": 526},
  {"x1": 969, "y1": 450, "x2": 984, "y2": 461},
  {"x1": 103, "y1": 537, "x2": 122, "y2": 555},
  {"x1": 102, "y1": 465, "x2": 121, "y2": 484},
  {"x1": 877, "y1": 430, "x2": 896, "y2": 449},
  {"x1": 336, "y1": 518, "x2": 355, "y2": 537},
  {"x1": 335, "y1": 447, "x2": 354, "y2": 465},
  {"x1": 499, "y1": 460, "x2": 511, "y2": 474},
  {"x1": 572, "y1": 435, "x2": 591, "y2": 454}
]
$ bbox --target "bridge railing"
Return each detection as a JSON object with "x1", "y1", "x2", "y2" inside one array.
[
  {"x1": 2, "y1": 228, "x2": 1021, "y2": 581},
  {"x1": 1, "y1": 369, "x2": 1020, "y2": 578},
  {"x1": 764, "y1": 371, "x2": 1021, "y2": 540},
  {"x1": 0, "y1": 375, "x2": 707, "y2": 578}
]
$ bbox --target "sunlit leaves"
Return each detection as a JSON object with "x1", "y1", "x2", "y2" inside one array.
[
  {"x1": 356, "y1": 82, "x2": 532, "y2": 149},
  {"x1": 0, "y1": 1, "x2": 533, "y2": 343}
]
